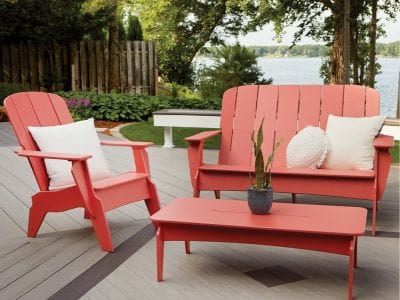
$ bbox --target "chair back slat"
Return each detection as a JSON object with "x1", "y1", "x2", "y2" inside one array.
[
  {"x1": 219, "y1": 87, "x2": 237, "y2": 164},
  {"x1": 4, "y1": 92, "x2": 73, "y2": 191},
  {"x1": 274, "y1": 86, "x2": 300, "y2": 167},
  {"x1": 229, "y1": 85, "x2": 258, "y2": 165},
  {"x1": 298, "y1": 85, "x2": 322, "y2": 130},
  {"x1": 219, "y1": 84, "x2": 380, "y2": 168},
  {"x1": 343, "y1": 85, "x2": 367, "y2": 117}
]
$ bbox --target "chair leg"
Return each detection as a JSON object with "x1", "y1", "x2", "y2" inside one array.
[
  {"x1": 91, "y1": 207, "x2": 114, "y2": 252},
  {"x1": 84, "y1": 209, "x2": 91, "y2": 219},
  {"x1": 27, "y1": 205, "x2": 47, "y2": 238},
  {"x1": 371, "y1": 200, "x2": 377, "y2": 236},
  {"x1": 185, "y1": 241, "x2": 191, "y2": 254},
  {"x1": 193, "y1": 189, "x2": 200, "y2": 197},
  {"x1": 291, "y1": 193, "x2": 296, "y2": 203},
  {"x1": 214, "y1": 190, "x2": 221, "y2": 199},
  {"x1": 145, "y1": 180, "x2": 161, "y2": 216}
]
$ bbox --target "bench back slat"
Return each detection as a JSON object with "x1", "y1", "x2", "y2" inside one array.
[
  {"x1": 252, "y1": 85, "x2": 279, "y2": 165},
  {"x1": 274, "y1": 86, "x2": 301, "y2": 167},
  {"x1": 219, "y1": 87, "x2": 237, "y2": 164},
  {"x1": 219, "y1": 84, "x2": 380, "y2": 167},
  {"x1": 229, "y1": 85, "x2": 259, "y2": 165},
  {"x1": 298, "y1": 85, "x2": 322, "y2": 130},
  {"x1": 343, "y1": 85, "x2": 367, "y2": 117}
]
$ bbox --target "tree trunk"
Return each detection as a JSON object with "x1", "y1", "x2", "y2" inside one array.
[
  {"x1": 350, "y1": 15, "x2": 359, "y2": 84},
  {"x1": 108, "y1": 0, "x2": 120, "y2": 92},
  {"x1": 343, "y1": 0, "x2": 351, "y2": 83},
  {"x1": 330, "y1": 0, "x2": 351, "y2": 84},
  {"x1": 367, "y1": 0, "x2": 377, "y2": 88}
]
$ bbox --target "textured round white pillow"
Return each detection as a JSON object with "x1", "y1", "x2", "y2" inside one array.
[{"x1": 286, "y1": 126, "x2": 329, "y2": 169}]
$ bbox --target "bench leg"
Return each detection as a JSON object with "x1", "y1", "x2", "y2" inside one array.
[
  {"x1": 163, "y1": 127, "x2": 174, "y2": 148},
  {"x1": 214, "y1": 190, "x2": 221, "y2": 199},
  {"x1": 157, "y1": 227, "x2": 164, "y2": 282}
]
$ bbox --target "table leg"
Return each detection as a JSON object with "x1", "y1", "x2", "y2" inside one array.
[
  {"x1": 156, "y1": 227, "x2": 164, "y2": 282},
  {"x1": 348, "y1": 237, "x2": 356, "y2": 300},
  {"x1": 354, "y1": 237, "x2": 358, "y2": 268},
  {"x1": 185, "y1": 241, "x2": 191, "y2": 254},
  {"x1": 163, "y1": 127, "x2": 174, "y2": 148}
]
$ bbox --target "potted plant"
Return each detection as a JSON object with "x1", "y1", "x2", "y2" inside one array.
[{"x1": 248, "y1": 120, "x2": 281, "y2": 214}]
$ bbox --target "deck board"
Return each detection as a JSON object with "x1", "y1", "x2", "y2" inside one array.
[{"x1": 0, "y1": 122, "x2": 398, "y2": 299}]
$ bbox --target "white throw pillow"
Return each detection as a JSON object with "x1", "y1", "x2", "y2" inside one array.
[
  {"x1": 286, "y1": 126, "x2": 329, "y2": 169},
  {"x1": 323, "y1": 115, "x2": 385, "y2": 170},
  {"x1": 28, "y1": 118, "x2": 112, "y2": 190}
]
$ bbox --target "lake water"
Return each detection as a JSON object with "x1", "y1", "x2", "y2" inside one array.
[{"x1": 197, "y1": 56, "x2": 400, "y2": 118}]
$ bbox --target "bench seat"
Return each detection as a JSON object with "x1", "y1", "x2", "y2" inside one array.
[{"x1": 200, "y1": 164, "x2": 375, "y2": 179}]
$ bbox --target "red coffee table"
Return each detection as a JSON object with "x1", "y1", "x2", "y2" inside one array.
[{"x1": 151, "y1": 198, "x2": 367, "y2": 300}]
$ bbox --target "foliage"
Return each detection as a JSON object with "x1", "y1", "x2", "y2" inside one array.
[
  {"x1": 250, "y1": 120, "x2": 281, "y2": 190},
  {"x1": 120, "y1": 118, "x2": 220, "y2": 149},
  {"x1": 391, "y1": 140, "x2": 400, "y2": 164},
  {"x1": 196, "y1": 43, "x2": 272, "y2": 100},
  {"x1": 159, "y1": 82, "x2": 201, "y2": 100},
  {"x1": 131, "y1": 0, "x2": 261, "y2": 84},
  {"x1": 0, "y1": 0, "x2": 110, "y2": 43},
  {"x1": 64, "y1": 98, "x2": 93, "y2": 121},
  {"x1": 127, "y1": 15, "x2": 143, "y2": 40},
  {"x1": 58, "y1": 91, "x2": 221, "y2": 121},
  {"x1": 0, "y1": 83, "x2": 27, "y2": 106}
]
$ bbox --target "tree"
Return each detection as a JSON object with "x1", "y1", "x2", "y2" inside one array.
[
  {"x1": 196, "y1": 43, "x2": 271, "y2": 99},
  {"x1": 131, "y1": 0, "x2": 260, "y2": 84},
  {"x1": 127, "y1": 15, "x2": 143, "y2": 40}
]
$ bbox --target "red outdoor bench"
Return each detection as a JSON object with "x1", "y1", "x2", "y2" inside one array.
[{"x1": 186, "y1": 85, "x2": 394, "y2": 235}]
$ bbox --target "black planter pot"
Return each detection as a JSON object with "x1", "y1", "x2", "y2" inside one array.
[{"x1": 247, "y1": 187, "x2": 273, "y2": 215}]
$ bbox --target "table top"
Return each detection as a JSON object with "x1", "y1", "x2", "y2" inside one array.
[{"x1": 151, "y1": 198, "x2": 367, "y2": 236}]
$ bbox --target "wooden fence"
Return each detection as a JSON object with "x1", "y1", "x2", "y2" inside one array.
[{"x1": 0, "y1": 40, "x2": 158, "y2": 95}]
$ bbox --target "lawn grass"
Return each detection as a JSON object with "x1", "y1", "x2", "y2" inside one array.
[
  {"x1": 120, "y1": 119, "x2": 400, "y2": 164},
  {"x1": 120, "y1": 119, "x2": 220, "y2": 149},
  {"x1": 391, "y1": 140, "x2": 399, "y2": 164}
]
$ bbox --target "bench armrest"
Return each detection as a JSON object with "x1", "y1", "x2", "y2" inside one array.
[
  {"x1": 101, "y1": 140, "x2": 153, "y2": 148},
  {"x1": 185, "y1": 130, "x2": 221, "y2": 143},
  {"x1": 374, "y1": 134, "x2": 394, "y2": 149},
  {"x1": 16, "y1": 149, "x2": 92, "y2": 161}
]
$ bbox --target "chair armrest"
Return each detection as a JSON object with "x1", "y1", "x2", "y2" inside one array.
[
  {"x1": 101, "y1": 140, "x2": 153, "y2": 148},
  {"x1": 16, "y1": 149, "x2": 92, "y2": 161},
  {"x1": 374, "y1": 134, "x2": 394, "y2": 149},
  {"x1": 185, "y1": 130, "x2": 221, "y2": 143},
  {"x1": 101, "y1": 140, "x2": 153, "y2": 175}
]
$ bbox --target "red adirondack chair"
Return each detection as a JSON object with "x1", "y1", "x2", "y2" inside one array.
[
  {"x1": 4, "y1": 92, "x2": 160, "y2": 252},
  {"x1": 186, "y1": 85, "x2": 394, "y2": 235}
]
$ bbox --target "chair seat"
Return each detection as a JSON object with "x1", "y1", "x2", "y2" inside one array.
[
  {"x1": 199, "y1": 164, "x2": 375, "y2": 179},
  {"x1": 93, "y1": 172, "x2": 148, "y2": 190}
]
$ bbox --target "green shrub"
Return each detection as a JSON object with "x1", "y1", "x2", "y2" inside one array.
[
  {"x1": 0, "y1": 83, "x2": 27, "y2": 105},
  {"x1": 57, "y1": 91, "x2": 220, "y2": 122}
]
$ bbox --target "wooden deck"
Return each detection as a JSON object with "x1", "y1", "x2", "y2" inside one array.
[{"x1": 0, "y1": 122, "x2": 398, "y2": 299}]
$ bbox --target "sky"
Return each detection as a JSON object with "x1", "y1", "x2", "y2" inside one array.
[{"x1": 229, "y1": 13, "x2": 400, "y2": 46}]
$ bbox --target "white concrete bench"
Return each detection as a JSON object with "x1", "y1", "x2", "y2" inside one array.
[{"x1": 153, "y1": 109, "x2": 221, "y2": 147}]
